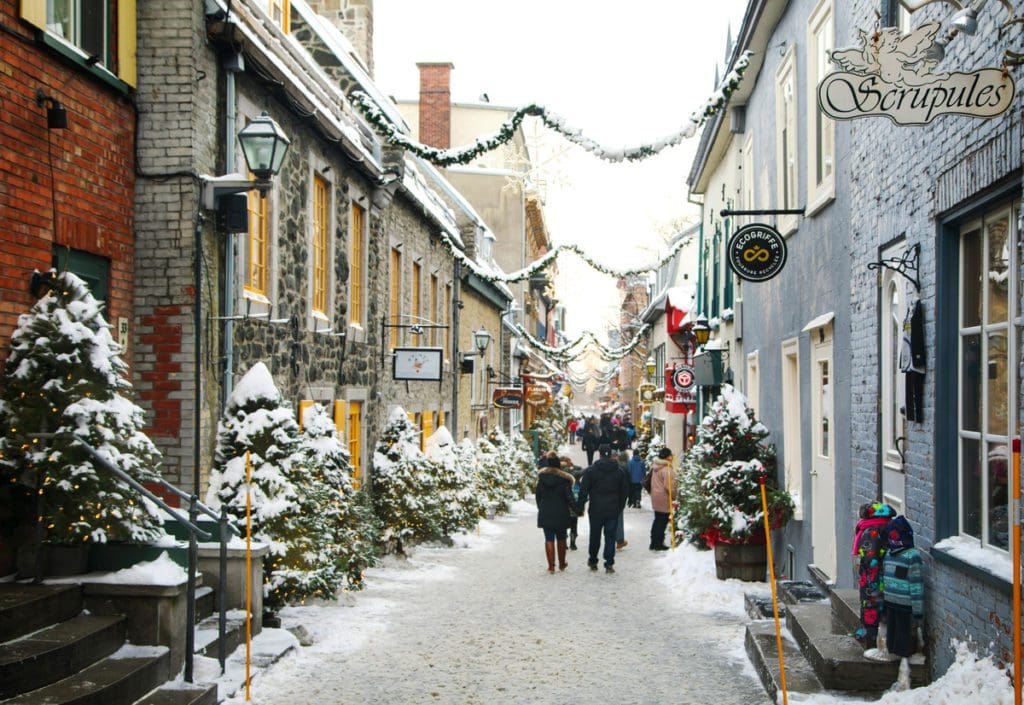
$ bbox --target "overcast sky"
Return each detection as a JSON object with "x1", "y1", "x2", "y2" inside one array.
[{"x1": 373, "y1": 1, "x2": 749, "y2": 337}]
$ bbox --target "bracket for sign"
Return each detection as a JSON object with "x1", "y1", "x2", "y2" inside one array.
[
  {"x1": 867, "y1": 243, "x2": 920, "y2": 293},
  {"x1": 720, "y1": 208, "x2": 806, "y2": 218}
]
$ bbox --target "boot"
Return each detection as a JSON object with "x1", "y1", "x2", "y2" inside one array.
[
  {"x1": 569, "y1": 530, "x2": 577, "y2": 551},
  {"x1": 557, "y1": 539, "x2": 568, "y2": 571},
  {"x1": 545, "y1": 541, "x2": 555, "y2": 573}
]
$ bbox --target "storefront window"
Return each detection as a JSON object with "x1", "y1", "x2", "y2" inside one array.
[{"x1": 957, "y1": 199, "x2": 1019, "y2": 552}]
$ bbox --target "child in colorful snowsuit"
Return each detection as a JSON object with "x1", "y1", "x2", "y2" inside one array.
[
  {"x1": 852, "y1": 502, "x2": 896, "y2": 648},
  {"x1": 881, "y1": 515, "x2": 924, "y2": 658}
]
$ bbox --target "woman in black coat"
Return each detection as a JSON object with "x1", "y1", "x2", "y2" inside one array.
[{"x1": 535, "y1": 451, "x2": 575, "y2": 573}]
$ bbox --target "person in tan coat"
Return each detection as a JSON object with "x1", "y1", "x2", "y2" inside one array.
[{"x1": 648, "y1": 447, "x2": 674, "y2": 551}]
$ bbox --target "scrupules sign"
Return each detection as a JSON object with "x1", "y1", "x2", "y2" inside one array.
[{"x1": 818, "y1": 23, "x2": 1014, "y2": 125}]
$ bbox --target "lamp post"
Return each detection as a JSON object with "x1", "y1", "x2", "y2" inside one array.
[
  {"x1": 645, "y1": 355, "x2": 656, "y2": 380},
  {"x1": 473, "y1": 326, "x2": 492, "y2": 356},
  {"x1": 692, "y1": 315, "x2": 712, "y2": 349}
]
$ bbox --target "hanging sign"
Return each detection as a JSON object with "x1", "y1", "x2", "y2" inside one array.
[
  {"x1": 673, "y1": 365, "x2": 695, "y2": 392},
  {"x1": 392, "y1": 347, "x2": 443, "y2": 381},
  {"x1": 524, "y1": 382, "x2": 553, "y2": 407},
  {"x1": 492, "y1": 387, "x2": 524, "y2": 409},
  {"x1": 818, "y1": 23, "x2": 1014, "y2": 126},
  {"x1": 727, "y1": 223, "x2": 787, "y2": 282},
  {"x1": 665, "y1": 364, "x2": 696, "y2": 414},
  {"x1": 639, "y1": 384, "x2": 656, "y2": 402}
]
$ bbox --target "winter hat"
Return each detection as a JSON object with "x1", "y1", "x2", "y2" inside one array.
[
  {"x1": 886, "y1": 515, "x2": 915, "y2": 551},
  {"x1": 859, "y1": 502, "x2": 896, "y2": 520},
  {"x1": 658, "y1": 447, "x2": 673, "y2": 460}
]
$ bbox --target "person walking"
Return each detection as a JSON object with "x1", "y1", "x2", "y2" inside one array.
[
  {"x1": 581, "y1": 418, "x2": 601, "y2": 466},
  {"x1": 535, "y1": 451, "x2": 575, "y2": 573},
  {"x1": 627, "y1": 450, "x2": 646, "y2": 509},
  {"x1": 560, "y1": 456, "x2": 584, "y2": 550},
  {"x1": 577, "y1": 444, "x2": 630, "y2": 574},
  {"x1": 648, "y1": 447, "x2": 674, "y2": 551},
  {"x1": 615, "y1": 451, "x2": 631, "y2": 549}
]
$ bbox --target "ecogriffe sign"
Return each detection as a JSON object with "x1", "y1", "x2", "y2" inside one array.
[
  {"x1": 727, "y1": 223, "x2": 787, "y2": 283},
  {"x1": 818, "y1": 23, "x2": 1014, "y2": 125}
]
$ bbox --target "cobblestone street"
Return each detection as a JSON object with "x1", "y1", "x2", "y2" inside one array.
[{"x1": 244, "y1": 448, "x2": 769, "y2": 705}]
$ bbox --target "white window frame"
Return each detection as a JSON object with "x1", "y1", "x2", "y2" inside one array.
[
  {"x1": 956, "y1": 199, "x2": 1021, "y2": 552},
  {"x1": 307, "y1": 155, "x2": 335, "y2": 329},
  {"x1": 746, "y1": 350, "x2": 760, "y2": 417},
  {"x1": 781, "y1": 337, "x2": 803, "y2": 519},
  {"x1": 806, "y1": 0, "x2": 835, "y2": 216},
  {"x1": 775, "y1": 45, "x2": 799, "y2": 236}
]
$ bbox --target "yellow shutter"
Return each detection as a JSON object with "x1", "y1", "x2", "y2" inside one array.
[
  {"x1": 312, "y1": 175, "x2": 328, "y2": 314},
  {"x1": 347, "y1": 401, "x2": 362, "y2": 488},
  {"x1": 444, "y1": 284, "x2": 452, "y2": 361},
  {"x1": 411, "y1": 262, "x2": 421, "y2": 347},
  {"x1": 422, "y1": 412, "x2": 434, "y2": 444},
  {"x1": 117, "y1": 0, "x2": 137, "y2": 86},
  {"x1": 438, "y1": 409, "x2": 445, "y2": 429},
  {"x1": 349, "y1": 204, "x2": 364, "y2": 326},
  {"x1": 246, "y1": 179, "x2": 268, "y2": 295},
  {"x1": 429, "y1": 274, "x2": 438, "y2": 346},
  {"x1": 390, "y1": 248, "x2": 401, "y2": 349},
  {"x1": 298, "y1": 400, "x2": 314, "y2": 430},
  {"x1": 19, "y1": 1, "x2": 46, "y2": 29},
  {"x1": 333, "y1": 400, "x2": 346, "y2": 435}
]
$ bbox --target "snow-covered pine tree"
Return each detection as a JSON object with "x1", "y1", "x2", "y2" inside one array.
[
  {"x1": 207, "y1": 363, "x2": 339, "y2": 609},
  {"x1": 425, "y1": 425, "x2": 483, "y2": 536},
  {"x1": 675, "y1": 384, "x2": 793, "y2": 547},
  {"x1": 0, "y1": 270, "x2": 163, "y2": 544},
  {"x1": 371, "y1": 408, "x2": 445, "y2": 553},
  {"x1": 492, "y1": 428, "x2": 534, "y2": 498},
  {"x1": 474, "y1": 435, "x2": 519, "y2": 514},
  {"x1": 282, "y1": 403, "x2": 379, "y2": 600}
]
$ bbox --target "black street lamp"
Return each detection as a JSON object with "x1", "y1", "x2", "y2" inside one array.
[{"x1": 473, "y1": 326, "x2": 492, "y2": 355}]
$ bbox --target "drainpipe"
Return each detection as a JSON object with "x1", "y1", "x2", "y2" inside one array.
[
  {"x1": 689, "y1": 191, "x2": 705, "y2": 415},
  {"x1": 222, "y1": 49, "x2": 241, "y2": 409},
  {"x1": 451, "y1": 259, "x2": 461, "y2": 437}
]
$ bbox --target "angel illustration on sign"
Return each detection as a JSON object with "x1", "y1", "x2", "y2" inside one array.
[{"x1": 830, "y1": 23, "x2": 949, "y2": 87}]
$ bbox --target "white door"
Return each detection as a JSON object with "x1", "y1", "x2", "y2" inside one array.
[
  {"x1": 880, "y1": 243, "x2": 907, "y2": 513},
  {"x1": 810, "y1": 327, "x2": 836, "y2": 579}
]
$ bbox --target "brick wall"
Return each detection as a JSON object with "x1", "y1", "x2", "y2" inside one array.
[
  {"x1": 417, "y1": 62, "x2": 453, "y2": 149},
  {"x1": 0, "y1": 1, "x2": 136, "y2": 361}
]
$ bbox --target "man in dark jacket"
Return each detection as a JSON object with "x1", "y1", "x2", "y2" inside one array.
[
  {"x1": 577, "y1": 444, "x2": 630, "y2": 573},
  {"x1": 581, "y1": 419, "x2": 601, "y2": 466}
]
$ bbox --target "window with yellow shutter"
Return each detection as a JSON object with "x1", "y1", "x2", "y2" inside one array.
[
  {"x1": 390, "y1": 248, "x2": 401, "y2": 348},
  {"x1": 347, "y1": 401, "x2": 362, "y2": 488},
  {"x1": 312, "y1": 174, "x2": 329, "y2": 316},
  {"x1": 246, "y1": 184, "x2": 269, "y2": 296},
  {"x1": 411, "y1": 262, "x2": 421, "y2": 347},
  {"x1": 429, "y1": 274, "x2": 439, "y2": 347},
  {"x1": 349, "y1": 203, "x2": 365, "y2": 326},
  {"x1": 268, "y1": 0, "x2": 290, "y2": 32}
]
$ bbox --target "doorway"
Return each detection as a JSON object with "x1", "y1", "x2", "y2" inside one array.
[
  {"x1": 879, "y1": 242, "x2": 907, "y2": 514},
  {"x1": 810, "y1": 325, "x2": 836, "y2": 579}
]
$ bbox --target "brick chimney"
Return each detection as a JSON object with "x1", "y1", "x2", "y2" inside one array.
[{"x1": 417, "y1": 62, "x2": 453, "y2": 149}]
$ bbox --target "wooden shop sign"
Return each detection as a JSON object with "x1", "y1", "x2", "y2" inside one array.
[
  {"x1": 818, "y1": 23, "x2": 1014, "y2": 126},
  {"x1": 492, "y1": 387, "x2": 524, "y2": 410},
  {"x1": 524, "y1": 382, "x2": 553, "y2": 407}
]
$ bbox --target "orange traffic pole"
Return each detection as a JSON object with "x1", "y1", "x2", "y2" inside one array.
[
  {"x1": 760, "y1": 477, "x2": 788, "y2": 705},
  {"x1": 245, "y1": 451, "x2": 253, "y2": 702},
  {"x1": 1012, "y1": 437, "x2": 1021, "y2": 705}
]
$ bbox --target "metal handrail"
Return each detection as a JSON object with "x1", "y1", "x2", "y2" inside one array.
[{"x1": 32, "y1": 432, "x2": 234, "y2": 679}]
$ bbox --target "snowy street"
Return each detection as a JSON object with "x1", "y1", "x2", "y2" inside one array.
[{"x1": 235, "y1": 478, "x2": 769, "y2": 704}]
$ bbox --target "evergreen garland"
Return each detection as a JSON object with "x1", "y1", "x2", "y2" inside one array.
[
  {"x1": 0, "y1": 271, "x2": 163, "y2": 545},
  {"x1": 511, "y1": 321, "x2": 652, "y2": 364},
  {"x1": 351, "y1": 51, "x2": 752, "y2": 166}
]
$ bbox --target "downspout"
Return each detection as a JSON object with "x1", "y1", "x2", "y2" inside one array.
[
  {"x1": 451, "y1": 258, "x2": 461, "y2": 439},
  {"x1": 221, "y1": 38, "x2": 241, "y2": 409},
  {"x1": 689, "y1": 191, "x2": 705, "y2": 416}
]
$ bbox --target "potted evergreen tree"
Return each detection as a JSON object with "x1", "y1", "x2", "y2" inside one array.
[{"x1": 675, "y1": 384, "x2": 794, "y2": 581}]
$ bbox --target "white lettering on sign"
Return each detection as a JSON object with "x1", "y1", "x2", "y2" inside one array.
[{"x1": 818, "y1": 23, "x2": 1014, "y2": 125}]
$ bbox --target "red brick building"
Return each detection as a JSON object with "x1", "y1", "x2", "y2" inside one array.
[{"x1": 0, "y1": 1, "x2": 138, "y2": 360}]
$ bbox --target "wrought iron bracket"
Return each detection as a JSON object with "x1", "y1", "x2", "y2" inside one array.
[{"x1": 867, "y1": 243, "x2": 920, "y2": 293}]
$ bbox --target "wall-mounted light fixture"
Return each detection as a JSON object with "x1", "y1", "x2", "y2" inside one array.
[
  {"x1": 36, "y1": 89, "x2": 68, "y2": 130},
  {"x1": 692, "y1": 316, "x2": 712, "y2": 348},
  {"x1": 473, "y1": 326, "x2": 492, "y2": 355}
]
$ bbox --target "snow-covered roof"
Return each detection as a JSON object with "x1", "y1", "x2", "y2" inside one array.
[
  {"x1": 400, "y1": 158, "x2": 461, "y2": 241},
  {"x1": 666, "y1": 285, "x2": 696, "y2": 313}
]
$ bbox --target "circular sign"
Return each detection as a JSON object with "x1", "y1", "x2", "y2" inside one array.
[
  {"x1": 673, "y1": 365, "x2": 695, "y2": 391},
  {"x1": 727, "y1": 223, "x2": 788, "y2": 282}
]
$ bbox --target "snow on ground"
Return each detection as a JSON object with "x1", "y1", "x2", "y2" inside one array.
[{"x1": 214, "y1": 463, "x2": 1015, "y2": 705}]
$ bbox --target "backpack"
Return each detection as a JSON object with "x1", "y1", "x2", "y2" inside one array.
[{"x1": 641, "y1": 470, "x2": 653, "y2": 493}]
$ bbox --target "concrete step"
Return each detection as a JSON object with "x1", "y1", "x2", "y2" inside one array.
[
  {"x1": 132, "y1": 683, "x2": 217, "y2": 705},
  {"x1": 194, "y1": 615, "x2": 245, "y2": 660},
  {"x1": 0, "y1": 584, "x2": 82, "y2": 642},
  {"x1": 778, "y1": 579, "x2": 828, "y2": 605},
  {"x1": 194, "y1": 587, "x2": 214, "y2": 624},
  {"x1": 786, "y1": 602, "x2": 927, "y2": 693},
  {"x1": 830, "y1": 587, "x2": 861, "y2": 634},
  {"x1": 745, "y1": 621, "x2": 823, "y2": 702},
  {"x1": 0, "y1": 614, "x2": 126, "y2": 699},
  {"x1": 4, "y1": 646, "x2": 170, "y2": 705}
]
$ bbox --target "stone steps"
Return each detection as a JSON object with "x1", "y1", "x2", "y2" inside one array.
[
  {"x1": 4, "y1": 647, "x2": 170, "y2": 705},
  {"x1": 0, "y1": 584, "x2": 82, "y2": 642},
  {"x1": 745, "y1": 621, "x2": 824, "y2": 702},
  {"x1": 0, "y1": 613, "x2": 126, "y2": 699},
  {"x1": 132, "y1": 683, "x2": 218, "y2": 705}
]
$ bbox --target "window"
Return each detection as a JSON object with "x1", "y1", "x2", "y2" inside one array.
[
  {"x1": 711, "y1": 227, "x2": 721, "y2": 318},
  {"x1": 422, "y1": 411, "x2": 434, "y2": 446},
  {"x1": 817, "y1": 359, "x2": 830, "y2": 458},
  {"x1": 268, "y1": 0, "x2": 290, "y2": 31},
  {"x1": 429, "y1": 274, "x2": 439, "y2": 346},
  {"x1": 246, "y1": 181, "x2": 269, "y2": 297},
  {"x1": 53, "y1": 246, "x2": 109, "y2": 306},
  {"x1": 349, "y1": 202, "x2": 365, "y2": 327},
  {"x1": 723, "y1": 220, "x2": 734, "y2": 310},
  {"x1": 347, "y1": 401, "x2": 362, "y2": 489},
  {"x1": 411, "y1": 261, "x2": 422, "y2": 346},
  {"x1": 776, "y1": 45, "x2": 799, "y2": 234},
  {"x1": 23, "y1": 1, "x2": 137, "y2": 86},
  {"x1": 956, "y1": 199, "x2": 1020, "y2": 551},
  {"x1": 781, "y1": 337, "x2": 803, "y2": 519},
  {"x1": 389, "y1": 248, "x2": 401, "y2": 348},
  {"x1": 746, "y1": 351, "x2": 760, "y2": 416},
  {"x1": 742, "y1": 134, "x2": 755, "y2": 227},
  {"x1": 807, "y1": 0, "x2": 835, "y2": 213},
  {"x1": 444, "y1": 283, "x2": 452, "y2": 361},
  {"x1": 311, "y1": 174, "x2": 329, "y2": 316}
]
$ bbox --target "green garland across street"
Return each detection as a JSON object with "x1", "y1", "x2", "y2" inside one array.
[
  {"x1": 511, "y1": 321, "x2": 652, "y2": 364},
  {"x1": 351, "y1": 51, "x2": 752, "y2": 166}
]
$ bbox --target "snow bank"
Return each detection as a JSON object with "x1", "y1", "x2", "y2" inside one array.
[
  {"x1": 45, "y1": 551, "x2": 186, "y2": 586},
  {"x1": 656, "y1": 542, "x2": 763, "y2": 618}
]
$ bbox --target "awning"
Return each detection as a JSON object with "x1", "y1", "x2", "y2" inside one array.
[{"x1": 801, "y1": 311, "x2": 835, "y2": 332}]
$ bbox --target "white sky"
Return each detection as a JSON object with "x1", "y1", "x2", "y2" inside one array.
[{"x1": 373, "y1": 1, "x2": 750, "y2": 337}]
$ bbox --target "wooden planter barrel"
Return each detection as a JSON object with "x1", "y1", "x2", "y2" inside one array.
[{"x1": 713, "y1": 541, "x2": 767, "y2": 582}]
